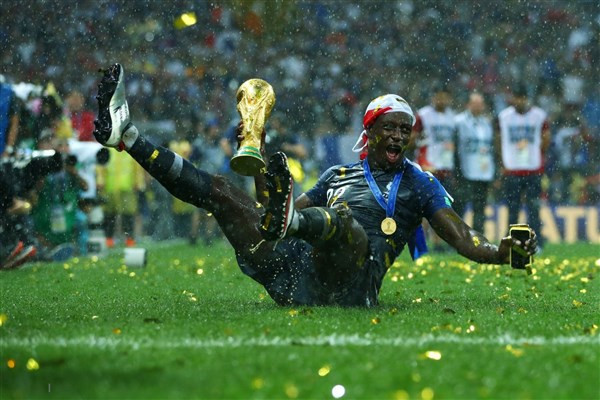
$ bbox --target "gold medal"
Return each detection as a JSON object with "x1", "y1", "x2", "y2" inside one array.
[{"x1": 381, "y1": 217, "x2": 396, "y2": 235}]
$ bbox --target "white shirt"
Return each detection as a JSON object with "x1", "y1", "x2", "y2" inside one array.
[
  {"x1": 498, "y1": 106, "x2": 547, "y2": 171},
  {"x1": 416, "y1": 105, "x2": 456, "y2": 171},
  {"x1": 455, "y1": 110, "x2": 494, "y2": 181}
]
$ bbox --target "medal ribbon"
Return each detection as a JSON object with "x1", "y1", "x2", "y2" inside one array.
[
  {"x1": 363, "y1": 158, "x2": 428, "y2": 260},
  {"x1": 363, "y1": 158, "x2": 404, "y2": 220}
]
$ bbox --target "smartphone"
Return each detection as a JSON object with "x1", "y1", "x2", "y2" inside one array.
[{"x1": 509, "y1": 224, "x2": 533, "y2": 272}]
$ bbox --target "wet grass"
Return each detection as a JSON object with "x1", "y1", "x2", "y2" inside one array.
[{"x1": 1, "y1": 240, "x2": 598, "y2": 399}]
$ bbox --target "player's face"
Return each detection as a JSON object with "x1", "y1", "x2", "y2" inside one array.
[
  {"x1": 367, "y1": 112, "x2": 412, "y2": 171},
  {"x1": 512, "y1": 95, "x2": 528, "y2": 112},
  {"x1": 433, "y1": 91, "x2": 451, "y2": 111}
]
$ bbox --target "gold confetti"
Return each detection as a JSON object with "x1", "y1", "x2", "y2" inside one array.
[
  {"x1": 251, "y1": 377, "x2": 264, "y2": 390},
  {"x1": 91, "y1": 315, "x2": 99, "y2": 320},
  {"x1": 472, "y1": 236, "x2": 480, "y2": 247},
  {"x1": 26, "y1": 358, "x2": 39, "y2": 371},
  {"x1": 580, "y1": 277, "x2": 590, "y2": 283},
  {"x1": 129, "y1": 271, "x2": 136, "y2": 277},
  {"x1": 371, "y1": 317, "x2": 381, "y2": 325},
  {"x1": 285, "y1": 383, "x2": 299, "y2": 398},
  {"x1": 584, "y1": 324, "x2": 598, "y2": 335},
  {"x1": 407, "y1": 272, "x2": 414, "y2": 279},
  {"x1": 506, "y1": 345, "x2": 524, "y2": 357},
  {"x1": 196, "y1": 268, "x2": 204, "y2": 275},
  {"x1": 258, "y1": 293, "x2": 266, "y2": 300},
  {"x1": 393, "y1": 390, "x2": 409, "y2": 400},
  {"x1": 288, "y1": 309, "x2": 298, "y2": 317},
  {"x1": 0, "y1": 314, "x2": 7, "y2": 326},
  {"x1": 413, "y1": 298, "x2": 422, "y2": 303},
  {"x1": 318, "y1": 365, "x2": 331, "y2": 376},
  {"x1": 572, "y1": 300, "x2": 583, "y2": 308},
  {"x1": 63, "y1": 263, "x2": 71, "y2": 270},
  {"x1": 113, "y1": 328, "x2": 122, "y2": 335},
  {"x1": 467, "y1": 325, "x2": 476, "y2": 333},
  {"x1": 421, "y1": 387, "x2": 434, "y2": 400},
  {"x1": 7, "y1": 359, "x2": 15, "y2": 368},
  {"x1": 580, "y1": 289, "x2": 587, "y2": 293},
  {"x1": 424, "y1": 351, "x2": 442, "y2": 360},
  {"x1": 391, "y1": 275, "x2": 399, "y2": 282}
]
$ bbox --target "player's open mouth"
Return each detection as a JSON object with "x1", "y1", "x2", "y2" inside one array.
[{"x1": 385, "y1": 145, "x2": 403, "y2": 163}]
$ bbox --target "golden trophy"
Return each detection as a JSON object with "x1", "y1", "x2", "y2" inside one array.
[{"x1": 230, "y1": 79, "x2": 276, "y2": 176}]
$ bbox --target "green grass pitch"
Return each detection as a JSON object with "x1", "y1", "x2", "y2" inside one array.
[{"x1": 1, "y1": 240, "x2": 598, "y2": 399}]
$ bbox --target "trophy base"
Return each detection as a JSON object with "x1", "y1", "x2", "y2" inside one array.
[{"x1": 230, "y1": 147, "x2": 266, "y2": 176}]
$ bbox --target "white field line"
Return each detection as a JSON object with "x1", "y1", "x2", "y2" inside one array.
[{"x1": 1, "y1": 334, "x2": 598, "y2": 351}]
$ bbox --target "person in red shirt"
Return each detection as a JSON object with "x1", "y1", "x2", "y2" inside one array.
[{"x1": 66, "y1": 90, "x2": 95, "y2": 141}]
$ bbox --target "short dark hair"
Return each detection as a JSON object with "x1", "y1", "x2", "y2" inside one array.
[{"x1": 512, "y1": 84, "x2": 528, "y2": 98}]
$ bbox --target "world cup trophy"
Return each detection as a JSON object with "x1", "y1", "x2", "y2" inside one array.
[{"x1": 230, "y1": 79, "x2": 276, "y2": 176}]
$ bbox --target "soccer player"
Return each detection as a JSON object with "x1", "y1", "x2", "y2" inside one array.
[
  {"x1": 93, "y1": 64, "x2": 537, "y2": 306},
  {"x1": 455, "y1": 92, "x2": 495, "y2": 233},
  {"x1": 497, "y1": 85, "x2": 550, "y2": 248}
]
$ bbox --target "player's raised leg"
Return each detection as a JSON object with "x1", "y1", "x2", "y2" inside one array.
[
  {"x1": 260, "y1": 152, "x2": 369, "y2": 285},
  {"x1": 92, "y1": 64, "x2": 271, "y2": 261}
]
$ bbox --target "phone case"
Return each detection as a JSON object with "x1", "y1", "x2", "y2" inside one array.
[{"x1": 509, "y1": 224, "x2": 533, "y2": 272}]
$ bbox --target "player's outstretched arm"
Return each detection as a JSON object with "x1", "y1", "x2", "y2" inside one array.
[{"x1": 429, "y1": 208, "x2": 537, "y2": 264}]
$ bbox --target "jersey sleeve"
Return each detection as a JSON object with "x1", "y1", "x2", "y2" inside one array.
[
  {"x1": 304, "y1": 166, "x2": 336, "y2": 206},
  {"x1": 418, "y1": 172, "x2": 453, "y2": 220}
]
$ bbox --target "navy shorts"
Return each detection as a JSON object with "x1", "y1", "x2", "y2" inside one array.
[{"x1": 236, "y1": 238, "x2": 384, "y2": 307}]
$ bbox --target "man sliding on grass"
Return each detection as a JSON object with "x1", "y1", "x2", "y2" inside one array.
[{"x1": 93, "y1": 64, "x2": 537, "y2": 307}]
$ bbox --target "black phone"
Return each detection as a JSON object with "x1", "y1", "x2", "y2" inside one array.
[{"x1": 509, "y1": 224, "x2": 532, "y2": 272}]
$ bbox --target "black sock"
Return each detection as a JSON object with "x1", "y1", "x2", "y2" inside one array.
[
  {"x1": 127, "y1": 135, "x2": 213, "y2": 208},
  {"x1": 296, "y1": 207, "x2": 344, "y2": 242}
]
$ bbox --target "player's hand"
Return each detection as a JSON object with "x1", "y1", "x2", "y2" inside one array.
[{"x1": 498, "y1": 230, "x2": 538, "y2": 265}]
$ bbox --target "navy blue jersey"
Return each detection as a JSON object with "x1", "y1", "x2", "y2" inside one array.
[{"x1": 305, "y1": 158, "x2": 452, "y2": 266}]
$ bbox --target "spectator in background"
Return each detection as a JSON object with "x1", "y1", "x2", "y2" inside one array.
[
  {"x1": 190, "y1": 119, "x2": 228, "y2": 244},
  {"x1": 318, "y1": 93, "x2": 354, "y2": 172},
  {"x1": 455, "y1": 92, "x2": 495, "y2": 233},
  {"x1": 412, "y1": 86, "x2": 459, "y2": 204},
  {"x1": 0, "y1": 82, "x2": 20, "y2": 157},
  {"x1": 265, "y1": 112, "x2": 308, "y2": 196},
  {"x1": 411, "y1": 86, "x2": 459, "y2": 251},
  {"x1": 497, "y1": 85, "x2": 550, "y2": 248},
  {"x1": 98, "y1": 148, "x2": 145, "y2": 247},
  {"x1": 30, "y1": 137, "x2": 88, "y2": 259},
  {"x1": 66, "y1": 90, "x2": 95, "y2": 141},
  {"x1": 551, "y1": 104, "x2": 587, "y2": 204}
]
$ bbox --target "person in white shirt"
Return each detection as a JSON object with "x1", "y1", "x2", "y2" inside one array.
[
  {"x1": 455, "y1": 92, "x2": 494, "y2": 233},
  {"x1": 411, "y1": 86, "x2": 461, "y2": 250},
  {"x1": 496, "y1": 85, "x2": 550, "y2": 247}
]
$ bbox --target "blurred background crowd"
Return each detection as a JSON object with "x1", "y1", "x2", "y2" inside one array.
[{"x1": 1, "y1": 0, "x2": 598, "y2": 264}]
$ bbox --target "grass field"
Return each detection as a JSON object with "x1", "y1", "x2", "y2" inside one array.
[{"x1": 1, "y1": 240, "x2": 598, "y2": 399}]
